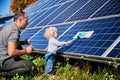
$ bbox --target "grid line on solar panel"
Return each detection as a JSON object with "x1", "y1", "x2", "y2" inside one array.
[
  {"x1": 35, "y1": 0, "x2": 75, "y2": 26},
  {"x1": 103, "y1": 36, "x2": 120, "y2": 58},
  {"x1": 20, "y1": 28, "x2": 41, "y2": 41},
  {"x1": 66, "y1": 0, "x2": 108, "y2": 22},
  {"x1": 88, "y1": 0, "x2": 110, "y2": 19},
  {"x1": 27, "y1": 10, "x2": 48, "y2": 28},
  {"x1": 34, "y1": 4, "x2": 64, "y2": 27},
  {"x1": 25, "y1": 0, "x2": 71, "y2": 15},
  {"x1": 25, "y1": 0, "x2": 49, "y2": 14},
  {"x1": 28, "y1": 2, "x2": 49, "y2": 14},
  {"x1": 49, "y1": 0, "x2": 90, "y2": 25},
  {"x1": 38, "y1": 0, "x2": 88, "y2": 26},
  {"x1": 107, "y1": 49, "x2": 120, "y2": 58},
  {"x1": 92, "y1": 0, "x2": 120, "y2": 18},
  {"x1": 27, "y1": 5, "x2": 60, "y2": 28},
  {"x1": 44, "y1": 0, "x2": 61, "y2": 8},
  {"x1": 26, "y1": 1, "x2": 65, "y2": 18}
]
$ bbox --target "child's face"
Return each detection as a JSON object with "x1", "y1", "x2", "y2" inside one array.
[{"x1": 54, "y1": 30, "x2": 58, "y2": 38}]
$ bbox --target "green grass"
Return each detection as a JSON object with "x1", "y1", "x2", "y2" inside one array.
[{"x1": 1, "y1": 54, "x2": 120, "y2": 80}]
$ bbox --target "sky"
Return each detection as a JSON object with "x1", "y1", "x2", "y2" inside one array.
[{"x1": 0, "y1": 0, "x2": 11, "y2": 16}]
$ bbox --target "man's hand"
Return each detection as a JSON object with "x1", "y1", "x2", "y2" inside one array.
[
  {"x1": 8, "y1": 42, "x2": 33, "y2": 57},
  {"x1": 25, "y1": 45, "x2": 34, "y2": 54}
]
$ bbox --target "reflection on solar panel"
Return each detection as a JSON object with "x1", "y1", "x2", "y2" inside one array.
[{"x1": 20, "y1": 0, "x2": 120, "y2": 60}]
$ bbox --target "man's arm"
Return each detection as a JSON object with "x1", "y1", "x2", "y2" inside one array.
[{"x1": 8, "y1": 41, "x2": 33, "y2": 57}]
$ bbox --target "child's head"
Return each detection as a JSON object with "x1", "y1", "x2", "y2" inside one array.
[{"x1": 44, "y1": 27, "x2": 57, "y2": 39}]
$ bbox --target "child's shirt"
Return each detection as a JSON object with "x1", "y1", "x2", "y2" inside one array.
[{"x1": 47, "y1": 38, "x2": 67, "y2": 54}]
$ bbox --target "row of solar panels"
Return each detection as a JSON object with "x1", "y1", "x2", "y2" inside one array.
[
  {"x1": 24, "y1": 0, "x2": 120, "y2": 28},
  {"x1": 20, "y1": 0, "x2": 120, "y2": 59},
  {"x1": 1, "y1": 0, "x2": 119, "y2": 60},
  {"x1": 20, "y1": 16, "x2": 120, "y2": 58}
]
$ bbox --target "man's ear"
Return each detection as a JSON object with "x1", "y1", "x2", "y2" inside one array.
[{"x1": 19, "y1": 18, "x2": 22, "y2": 24}]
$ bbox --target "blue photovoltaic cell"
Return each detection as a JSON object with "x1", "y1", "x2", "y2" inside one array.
[
  {"x1": 25, "y1": 0, "x2": 66, "y2": 15},
  {"x1": 45, "y1": 0, "x2": 88, "y2": 25},
  {"x1": 27, "y1": 13, "x2": 41, "y2": 25},
  {"x1": 36, "y1": 1, "x2": 74, "y2": 26},
  {"x1": 58, "y1": 0, "x2": 67, "y2": 4},
  {"x1": 28, "y1": 14, "x2": 35, "y2": 21},
  {"x1": 27, "y1": 10, "x2": 48, "y2": 28},
  {"x1": 38, "y1": 0, "x2": 66, "y2": 12},
  {"x1": 44, "y1": 0, "x2": 60, "y2": 8},
  {"x1": 67, "y1": 0, "x2": 107, "y2": 22},
  {"x1": 93, "y1": 0, "x2": 120, "y2": 18},
  {"x1": 31, "y1": 0, "x2": 52, "y2": 13},
  {"x1": 107, "y1": 41, "x2": 120, "y2": 58},
  {"x1": 26, "y1": 0, "x2": 69, "y2": 27},
  {"x1": 31, "y1": 0, "x2": 55, "y2": 13},
  {"x1": 20, "y1": 28, "x2": 41, "y2": 41},
  {"x1": 24, "y1": 0, "x2": 42, "y2": 13},
  {"x1": 30, "y1": 28, "x2": 47, "y2": 50},
  {"x1": 25, "y1": 0, "x2": 51, "y2": 14},
  {"x1": 29, "y1": 6, "x2": 60, "y2": 28},
  {"x1": 30, "y1": 24, "x2": 73, "y2": 50},
  {"x1": 58, "y1": 17, "x2": 120, "y2": 56}
]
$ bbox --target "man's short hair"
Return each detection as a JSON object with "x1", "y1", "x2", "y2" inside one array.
[{"x1": 14, "y1": 11, "x2": 26, "y2": 21}]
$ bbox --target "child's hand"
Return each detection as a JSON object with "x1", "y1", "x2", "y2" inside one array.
[{"x1": 66, "y1": 40, "x2": 72, "y2": 46}]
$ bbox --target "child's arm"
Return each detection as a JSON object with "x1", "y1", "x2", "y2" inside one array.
[{"x1": 51, "y1": 38, "x2": 72, "y2": 46}]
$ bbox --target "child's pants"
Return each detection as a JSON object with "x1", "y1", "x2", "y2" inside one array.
[{"x1": 45, "y1": 53, "x2": 55, "y2": 74}]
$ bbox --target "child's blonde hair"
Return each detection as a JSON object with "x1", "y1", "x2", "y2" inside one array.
[{"x1": 44, "y1": 27, "x2": 57, "y2": 39}]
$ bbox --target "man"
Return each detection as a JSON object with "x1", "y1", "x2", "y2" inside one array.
[{"x1": 0, "y1": 11, "x2": 35, "y2": 77}]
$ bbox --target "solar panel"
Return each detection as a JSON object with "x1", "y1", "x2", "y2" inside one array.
[
  {"x1": 21, "y1": 0, "x2": 120, "y2": 60},
  {"x1": 58, "y1": 17, "x2": 120, "y2": 57}
]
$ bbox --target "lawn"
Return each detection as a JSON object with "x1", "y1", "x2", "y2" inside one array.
[{"x1": 1, "y1": 54, "x2": 120, "y2": 80}]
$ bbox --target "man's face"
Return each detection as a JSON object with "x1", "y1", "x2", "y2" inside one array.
[{"x1": 20, "y1": 14, "x2": 28, "y2": 29}]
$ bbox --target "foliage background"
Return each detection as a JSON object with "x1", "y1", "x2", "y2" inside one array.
[{"x1": 10, "y1": 0, "x2": 37, "y2": 13}]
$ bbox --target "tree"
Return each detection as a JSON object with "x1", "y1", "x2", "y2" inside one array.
[{"x1": 10, "y1": 0, "x2": 37, "y2": 13}]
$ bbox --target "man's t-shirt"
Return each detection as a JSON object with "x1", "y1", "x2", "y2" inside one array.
[{"x1": 0, "y1": 22, "x2": 20, "y2": 65}]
